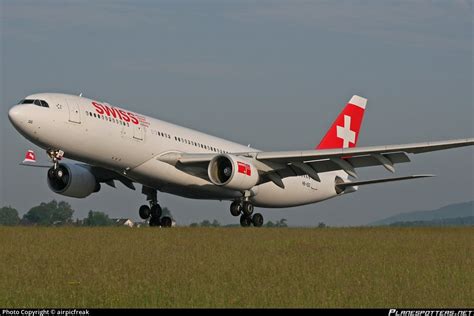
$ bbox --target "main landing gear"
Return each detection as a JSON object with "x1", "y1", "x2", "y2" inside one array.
[
  {"x1": 140, "y1": 186, "x2": 173, "y2": 228},
  {"x1": 230, "y1": 201, "x2": 263, "y2": 227}
]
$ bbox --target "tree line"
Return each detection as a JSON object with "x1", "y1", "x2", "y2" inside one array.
[
  {"x1": 0, "y1": 200, "x2": 128, "y2": 227},
  {"x1": 0, "y1": 200, "x2": 329, "y2": 227}
]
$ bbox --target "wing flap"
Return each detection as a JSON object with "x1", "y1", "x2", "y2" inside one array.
[{"x1": 304, "y1": 152, "x2": 410, "y2": 175}]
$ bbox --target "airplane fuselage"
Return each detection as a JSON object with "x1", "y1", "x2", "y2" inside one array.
[{"x1": 9, "y1": 93, "x2": 342, "y2": 208}]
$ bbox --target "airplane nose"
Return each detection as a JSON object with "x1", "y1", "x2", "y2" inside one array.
[{"x1": 8, "y1": 105, "x2": 23, "y2": 127}]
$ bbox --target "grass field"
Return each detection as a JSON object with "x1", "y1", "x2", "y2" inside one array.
[{"x1": 0, "y1": 227, "x2": 472, "y2": 308}]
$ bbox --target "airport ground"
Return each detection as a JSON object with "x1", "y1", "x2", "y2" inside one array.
[{"x1": 0, "y1": 227, "x2": 472, "y2": 308}]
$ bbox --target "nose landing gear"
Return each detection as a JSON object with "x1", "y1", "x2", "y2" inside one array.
[{"x1": 46, "y1": 149, "x2": 64, "y2": 170}]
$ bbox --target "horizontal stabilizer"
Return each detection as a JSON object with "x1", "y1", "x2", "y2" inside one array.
[{"x1": 336, "y1": 174, "x2": 435, "y2": 189}]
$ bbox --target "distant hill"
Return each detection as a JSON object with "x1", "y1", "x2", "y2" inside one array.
[
  {"x1": 369, "y1": 201, "x2": 473, "y2": 226},
  {"x1": 388, "y1": 216, "x2": 474, "y2": 227}
]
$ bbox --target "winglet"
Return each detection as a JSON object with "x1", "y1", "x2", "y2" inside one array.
[
  {"x1": 23, "y1": 150, "x2": 37, "y2": 163},
  {"x1": 20, "y1": 150, "x2": 51, "y2": 168}
]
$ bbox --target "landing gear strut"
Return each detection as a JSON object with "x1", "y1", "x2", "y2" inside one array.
[
  {"x1": 231, "y1": 200, "x2": 263, "y2": 227},
  {"x1": 140, "y1": 186, "x2": 172, "y2": 228}
]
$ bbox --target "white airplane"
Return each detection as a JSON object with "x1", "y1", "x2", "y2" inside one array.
[{"x1": 8, "y1": 93, "x2": 473, "y2": 227}]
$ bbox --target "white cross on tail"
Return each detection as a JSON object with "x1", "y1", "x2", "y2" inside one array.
[{"x1": 336, "y1": 115, "x2": 356, "y2": 148}]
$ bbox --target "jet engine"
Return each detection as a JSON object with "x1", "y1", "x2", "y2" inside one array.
[
  {"x1": 47, "y1": 163, "x2": 100, "y2": 198},
  {"x1": 208, "y1": 154, "x2": 259, "y2": 191},
  {"x1": 334, "y1": 176, "x2": 358, "y2": 195}
]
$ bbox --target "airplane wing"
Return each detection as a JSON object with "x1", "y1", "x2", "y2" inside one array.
[
  {"x1": 20, "y1": 163, "x2": 52, "y2": 168},
  {"x1": 159, "y1": 138, "x2": 474, "y2": 187},
  {"x1": 254, "y1": 138, "x2": 474, "y2": 162}
]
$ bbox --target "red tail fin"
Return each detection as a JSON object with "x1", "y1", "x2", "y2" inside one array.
[{"x1": 316, "y1": 95, "x2": 367, "y2": 149}]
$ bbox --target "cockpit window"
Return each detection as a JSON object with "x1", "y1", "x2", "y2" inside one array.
[{"x1": 20, "y1": 99, "x2": 49, "y2": 108}]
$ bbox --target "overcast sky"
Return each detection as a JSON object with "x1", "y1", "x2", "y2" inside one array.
[{"x1": 1, "y1": 0, "x2": 472, "y2": 226}]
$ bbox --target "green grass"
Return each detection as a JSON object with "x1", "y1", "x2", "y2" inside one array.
[{"x1": 0, "y1": 227, "x2": 472, "y2": 308}]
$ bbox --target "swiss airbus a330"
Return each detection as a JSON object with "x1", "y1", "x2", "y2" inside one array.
[{"x1": 8, "y1": 93, "x2": 473, "y2": 227}]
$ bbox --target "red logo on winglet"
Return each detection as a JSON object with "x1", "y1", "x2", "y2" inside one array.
[
  {"x1": 237, "y1": 162, "x2": 251, "y2": 176},
  {"x1": 23, "y1": 150, "x2": 36, "y2": 163}
]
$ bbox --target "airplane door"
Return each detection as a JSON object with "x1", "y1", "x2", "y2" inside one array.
[
  {"x1": 67, "y1": 99, "x2": 81, "y2": 123},
  {"x1": 133, "y1": 125, "x2": 144, "y2": 141}
]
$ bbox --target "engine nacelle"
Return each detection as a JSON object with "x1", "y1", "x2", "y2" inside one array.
[
  {"x1": 47, "y1": 163, "x2": 99, "y2": 198},
  {"x1": 208, "y1": 154, "x2": 259, "y2": 191},
  {"x1": 334, "y1": 176, "x2": 358, "y2": 195}
]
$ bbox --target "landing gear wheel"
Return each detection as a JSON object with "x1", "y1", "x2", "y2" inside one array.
[
  {"x1": 161, "y1": 216, "x2": 173, "y2": 228},
  {"x1": 240, "y1": 215, "x2": 252, "y2": 227},
  {"x1": 139, "y1": 205, "x2": 151, "y2": 220},
  {"x1": 242, "y1": 202, "x2": 254, "y2": 216},
  {"x1": 230, "y1": 202, "x2": 242, "y2": 217},
  {"x1": 252, "y1": 213, "x2": 264, "y2": 227},
  {"x1": 149, "y1": 216, "x2": 161, "y2": 227},
  {"x1": 150, "y1": 204, "x2": 162, "y2": 218}
]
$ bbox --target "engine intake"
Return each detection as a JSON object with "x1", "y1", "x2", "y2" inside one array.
[
  {"x1": 47, "y1": 163, "x2": 99, "y2": 198},
  {"x1": 208, "y1": 154, "x2": 259, "y2": 191}
]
